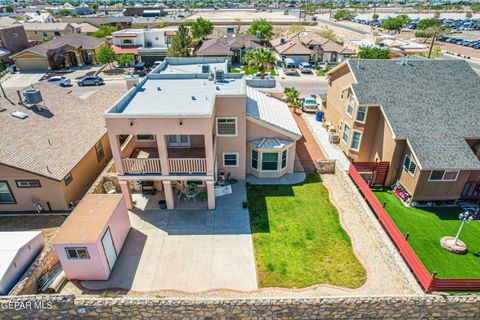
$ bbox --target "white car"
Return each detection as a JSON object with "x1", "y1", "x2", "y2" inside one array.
[
  {"x1": 299, "y1": 62, "x2": 312, "y2": 73},
  {"x1": 47, "y1": 76, "x2": 71, "y2": 87}
]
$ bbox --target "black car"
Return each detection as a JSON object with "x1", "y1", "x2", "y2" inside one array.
[{"x1": 77, "y1": 75, "x2": 104, "y2": 86}]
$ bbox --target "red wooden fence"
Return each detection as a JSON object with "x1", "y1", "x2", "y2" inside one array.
[{"x1": 349, "y1": 163, "x2": 480, "y2": 292}]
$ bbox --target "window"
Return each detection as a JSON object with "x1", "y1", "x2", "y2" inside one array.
[
  {"x1": 53, "y1": 31, "x2": 60, "y2": 36},
  {"x1": 429, "y1": 170, "x2": 458, "y2": 181},
  {"x1": 122, "y1": 39, "x2": 133, "y2": 45},
  {"x1": 43, "y1": 32, "x2": 48, "y2": 37},
  {"x1": 342, "y1": 123, "x2": 350, "y2": 144},
  {"x1": 0, "y1": 181, "x2": 15, "y2": 204},
  {"x1": 251, "y1": 150, "x2": 258, "y2": 169},
  {"x1": 15, "y1": 180, "x2": 41, "y2": 188},
  {"x1": 261, "y1": 153, "x2": 278, "y2": 171},
  {"x1": 350, "y1": 131, "x2": 362, "y2": 150},
  {"x1": 346, "y1": 95, "x2": 355, "y2": 117},
  {"x1": 281, "y1": 150, "x2": 287, "y2": 169},
  {"x1": 64, "y1": 172, "x2": 73, "y2": 186},
  {"x1": 356, "y1": 106, "x2": 367, "y2": 123},
  {"x1": 403, "y1": 154, "x2": 417, "y2": 176},
  {"x1": 340, "y1": 90, "x2": 344, "y2": 100},
  {"x1": 135, "y1": 135, "x2": 155, "y2": 141},
  {"x1": 95, "y1": 141, "x2": 104, "y2": 162},
  {"x1": 223, "y1": 153, "x2": 238, "y2": 167},
  {"x1": 216, "y1": 117, "x2": 237, "y2": 136},
  {"x1": 65, "y1": 247, "x2": 90, "y2": 260}
]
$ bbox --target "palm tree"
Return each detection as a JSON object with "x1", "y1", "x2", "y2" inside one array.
[
  {"x1": 284, "y1": 87, "x2": 300, "y2": 113},
  {"x1": 242, "y1": 48, "x2": 276, "y2": 80}
]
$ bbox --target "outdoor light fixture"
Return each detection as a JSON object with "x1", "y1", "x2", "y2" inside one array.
[
  {"x1": 179, "y1": 119, "x2": 184, "y2": 126},
  {"x1": 129, "y1": 119, "x2": 135, "y2": 127}
]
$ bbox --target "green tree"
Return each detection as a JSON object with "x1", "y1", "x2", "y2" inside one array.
[
  {"x1": 381, "y1": 17, "x2": 405, "y2": 32},
  {"x1": 158, "y1": 20, "x2": 169, "y2": 28},
  {"x1": 416, "y1": 18, "x2": 443, "y2": 43},
  {"x1": 372, "y1": 13, "x2": 379, "y2": 20},
  {"x1": 96, "y1": 46, "x2": 116, "y2": 68},
  {"x1": 167, "y1": 24, "x2": 192, "y2": 57},
  {"x1": 5, "y1": 5, "x2": 13, "y2": 13},
  {"x1": 91, "y1": 25, "x2": 119, "y2": 38},
  {"x1": 466, "y1": 12, "x2": 473, "y2": 19},
  {"x1": 116, "y1": 53, "x2": 135, "y2": 66},
  {"x1": 190, "y1": 17, "x2": 213, "y2": 39},
  {"x1": 333, "y1": 10, "x2": 356, "y2": 21},
  {"x1": 247, "y1": 18, "x2": 273, "y2": 41},
  {"x1": 396, "y1": 14, "x2": 411, "y2": 27},
  {"x1": 242, "y1": 48, "x2": 276, "y2": 79},
  {"x1": 472, "y1": 4, "x2": 480, "y2": 12},
  {"x1": 58, "y1": 8, "x2": 73, "y2": 16},
  {"x1": 284, "y1": 87, "x2": 300, "y2": 112},
  {"x1": 433, "y1": 11, "x2": 441, "y2": 19},
  {"x1": 358, "y1": 46, "x2": 390, "y2": 59},
  {"x1": 92, "y1": 3, "x2": 99, "y2": 10}
]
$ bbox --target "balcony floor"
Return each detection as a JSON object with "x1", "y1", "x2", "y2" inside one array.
[{"x1": 129, "y1": 147, "x2": 206, "y2": 159}]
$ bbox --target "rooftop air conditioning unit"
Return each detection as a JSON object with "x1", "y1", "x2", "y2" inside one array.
[
  {"x1": 215, "y1": 69, "x2": 225, "y2": 83},
  {"x1": 202, "y1": 64, "x2": 210, "y2": 73},
  {"x1": 23, "y1": 89, "x2": 43, "y2": 105}
]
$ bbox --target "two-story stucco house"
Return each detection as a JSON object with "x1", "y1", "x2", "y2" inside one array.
[
  {"x1": 111, "y1": 28, "x2": 177, "y2": 65},
  {"x1": 104, "y1": 57, "x2": 301, "y2": 210},
  {"x1": 324, "y1": 58, "x2": 480, "y2": 204}
]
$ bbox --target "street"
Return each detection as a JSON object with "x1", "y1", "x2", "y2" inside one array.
[{"x1": 278, "y1": 71, "x2": 329, "y2": 98}]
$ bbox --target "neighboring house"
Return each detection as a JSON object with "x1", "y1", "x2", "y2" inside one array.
[
  {"x1": 324, "y1": 59, "x2": 480, "y2": 203},
  {"x1": 11, "y1": 34, "x2": 107, "y2": 71},
  {"x1": 123, "y1": 6, "x2": 166, "y2": 17},
  {"x1": 23, "y1": 12, "x2": 58, "y2": 23},
  {"x1": 271, "y1": 31, "x2": 354, "y2": 66},
  {"x1": 345, "y1": 31, "x2": 428, "y2": 58},
  {"x1": 104, "y1": 57, "x2": 301, "y2": 210},
  {"x1": 0, "y1": 24, "x2": 29, "y2": 63},
  {"x1": 0, "y1": 17, "x2": 19, "y2": 26},
  {"x1": 0, "y1": 232, "x2": 44, "y2": 295},
  {"x1": 52, "y1": 194, "x2": 130, "y2": 281},
  {"x1": 74, "y1": 2, "x2": 94, "y2": 15},
  {"x1": 0, "y1": 82, "x2": 125, "y2": 213},
  {"x1": 23, "y1": 22, "x2": 80, "y2": 43},
  {"x1": 71, "y1": 22, "x2": 98, "y2": 35},
  {"x1": 195, "y1": 33, "x2": 261, "y2": 63},
  {"x1": 111, "y1": 28, "x2": 177, "y2": 65}
]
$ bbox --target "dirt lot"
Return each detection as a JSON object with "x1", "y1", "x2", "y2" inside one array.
[
  {"x1": 0, "y1": 215, "x2": 66, "y2": 240},
  {"x1": 187, "y1": 10, "x2": 300, "y2": 23}
]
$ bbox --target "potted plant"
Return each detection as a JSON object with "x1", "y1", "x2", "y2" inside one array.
[{"x1": 242, "y1": 200, "x2": 249, "y2": 208}]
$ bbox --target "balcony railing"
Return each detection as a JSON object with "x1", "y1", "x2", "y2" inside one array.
[
  {"x1": 168, "y1": 158, "x2": 207, "y2": 174},
  {"x1": 122, "y1": 158, "x2": 161, "y2": 174}
]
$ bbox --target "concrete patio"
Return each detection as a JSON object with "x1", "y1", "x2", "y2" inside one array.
[{"x1": 81, "y1": 181, "x2": 258, "y2": 293}]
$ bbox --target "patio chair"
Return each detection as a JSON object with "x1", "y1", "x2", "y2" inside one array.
[
  {"x1": 103, "y1": 181, "x2": 116, "y2": 194},
  {"x1": 175, "y1": 184, "x2": 189, "y2": 201},
  {"x1": 184, "y1": 185, "x2": 200, "y2": 203}
]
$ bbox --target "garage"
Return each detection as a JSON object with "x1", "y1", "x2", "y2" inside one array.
[{"x1": 14, "y1": 57, "x2": 49, "y2": 71}]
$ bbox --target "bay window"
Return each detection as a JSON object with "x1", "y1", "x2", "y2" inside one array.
[
  {"x1": 251, "y1": 149, "x2": 289, "y2": 172},
  {"x1": 261, "y1": 153, "x2": 278, "y2": 171},
  {"x1": 251, "y1": 150, "x2": 258, "y2": 169}
]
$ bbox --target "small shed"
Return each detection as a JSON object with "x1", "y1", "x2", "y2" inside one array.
[
  {"x1": 52, "y1": 194, "x2": 131, "y2": 281},
  {"x1": 0, "y1": 231, "x2": 45, "y2": 295}
]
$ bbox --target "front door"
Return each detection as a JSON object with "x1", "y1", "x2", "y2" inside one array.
[
  {"x1": 167, "y1": 135, "x2": 190, "y2": 147},
  {"x1": 101, "y1": 228, "x2": 117, "y2": 271}
]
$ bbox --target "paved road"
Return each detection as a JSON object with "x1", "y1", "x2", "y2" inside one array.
[
  {"x1": 439, "y1": 53, "x2": 480, "y2": 75},
  {"x1": 316, "y1": 17, "x2": 369, "y2": 36},
  {"x1": 279, "y1": 72, "x2": 329, "y2": 97}
]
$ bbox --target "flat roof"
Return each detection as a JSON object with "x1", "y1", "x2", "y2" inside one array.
[
  {"x1": 159, "y1": 62, "x2": 227, "y2": 74},
  {"x1": 52, "y1": 194, "x2": 124, "y2": 244},
  {"x1": 113, "y1": 77, "x2": 245, "y2": 117},
  {"x1": 0, "y1": 231, "x2": 43, "y2": 277}
]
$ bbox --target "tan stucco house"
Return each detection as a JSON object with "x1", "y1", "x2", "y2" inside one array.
[
  {"x1": 0, "y1": 82, "x2": 125, "y2": 213},
  {"x1": 104, "y1": 57, "x2": 301, "y2": 210},
  {"x1": 23, "y1": 22, "x2": 79, "y2": 43},
  {"x1": 11, "y1": 34, "x2": 106, "y2": 71},
  {"x1": 324, "y1": 58, "x2": 480, "y2": 204}
]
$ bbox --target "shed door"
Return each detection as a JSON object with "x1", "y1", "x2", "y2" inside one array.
[{"x1": 101, "y1": 228, "x2": 117, "y2": 270}]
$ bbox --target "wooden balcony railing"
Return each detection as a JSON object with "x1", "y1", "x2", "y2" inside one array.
[
  {"x1": 168, "y1": 158, "x2": 207, "y2": 174},
  {"x1": 122, "y1": 158, "x2": 161, "y2": 174}
]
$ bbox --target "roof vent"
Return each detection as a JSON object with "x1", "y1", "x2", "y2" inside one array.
[
  {"x1": 201, "y1": 64, "x2": 210, "y2": 73},
  {"x1": 191, "y1": 96, "x2": 196, "y2": 101},
  {"x1": 280, "y1": 38, "x2": 285, "y2": 44},
  {"x1": 216, "y1": 86, "x2": 220, "y2": 91},
  {"x1": 157, "y1": 86, "x2": 161, "y2": 91},
  {"x1": 11, "y1": 111, "x2": 28, "y2": 119}
]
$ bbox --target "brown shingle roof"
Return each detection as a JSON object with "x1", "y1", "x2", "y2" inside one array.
[
  {"x1": 274, "y1": 41, "x2": 312, "y2": 55},
  {"x1": 13, "y1": 34, "x2": 106, "y2": 58},
  {"x1": 272, "y1": 31, "x2": 353, "y2": 55},
  {"x1": 23, "y1": 22, "x2": 70, "y2": 31},
  {"x1": 196, "y1": 34, "x2": 260, "y2": 56},
  {"x1": 0, "y1": 82, "x2": 126, "y2": 181}
]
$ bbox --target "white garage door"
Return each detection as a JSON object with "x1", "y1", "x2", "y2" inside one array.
[
  {"x1": 15, "y1": 58, "x2": 49, "y2": 71},
  {"x1": 102, "y1": 228, "x2": 117, "y2": 270}
]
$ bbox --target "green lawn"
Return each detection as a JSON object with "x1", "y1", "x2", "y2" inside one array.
[
  {"x1": 229, "y1": 66, "x2": 276, "y2": 76},
  {"x1": 375, "y1": 189, "x2": 480, "y2": 278},
  {"x1": 247, "y1": 174, "x2": 366, "y2": 288}
]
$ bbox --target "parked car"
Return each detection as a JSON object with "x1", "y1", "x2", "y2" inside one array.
[
  {"x1": 299, "y1": 62, "x2": 312, "y2": 73},
  {"x1": 77, "y1": 75, "x2": 104, "y2": 86},
  {"x1": 283, "y1": 58, "x2": 297, "y2": 75},
  {"x1": 301, "y1": 97, "x2": 319, "y2": 113},
  {"x1": 133, "y1": 62, "x2": 148, "y2": 76},
  {"x1": 47, "y1": 76, "x2": 71, "y2": 87}
]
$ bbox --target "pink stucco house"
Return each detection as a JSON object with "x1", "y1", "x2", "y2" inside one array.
[
  {"x1": 51, "y1": 194, "x2": 131, "y2": 281},
  {"x1": 104, "y1": 57, "x2": 302, "y2": 210}
]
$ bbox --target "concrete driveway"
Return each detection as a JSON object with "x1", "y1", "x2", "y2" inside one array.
[
  {"x1": 82, "y1": 182, "x2": 258, "y2": 293},
  {"x1": 2, "y1": 72, "x2": 45, "y2": 94}
]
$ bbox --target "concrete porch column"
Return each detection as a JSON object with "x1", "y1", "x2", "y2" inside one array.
[
  {"x1": 156, "y1": 135, "x2": 169, "y2": 175},
  {"x1": 76, "y1": 52, "x2": 83, "y2": 67},
  {"x1": 108, "y1": 134, "x2": 124, "y2": 175},
  {"x1": 204, "y1": 133, "x2": 214, "y2": 176},
  {"x1": 206, "y1": 180, "x2": 215, "y2": 210},
  {"x1": 163, "y1": 180, "x2": 174, "y2": 209},
  {"x1": 119, "y1": 181, "x2": 133, "y2": 209}
]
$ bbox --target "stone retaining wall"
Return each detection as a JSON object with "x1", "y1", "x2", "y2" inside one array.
[
  {"x1": 1, "y1": 295, "x2": 479, "y2": 319},
  {"x1": 316, "y1": 159, "x2": 336, "y2": 174}
]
